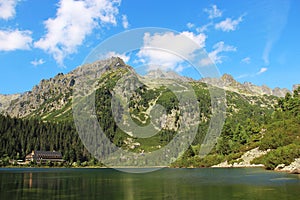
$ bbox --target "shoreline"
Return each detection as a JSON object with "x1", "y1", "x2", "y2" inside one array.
[
  {"x1": 2, "y1": 147, "x2": 299, "y2": 174},
  {"x1": 1, "y1": 165, "x2": 299, "y2": 174}
]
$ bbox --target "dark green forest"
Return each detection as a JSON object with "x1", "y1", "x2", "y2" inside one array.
[
  {"x1": 0, "y1": 117, "x2": 96, "y2": 166},
  {"x1": 251, "y1": 88, "x2": 300, "y2": 169}
]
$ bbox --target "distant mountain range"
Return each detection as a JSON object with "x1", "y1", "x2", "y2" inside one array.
[
  {"x1": 0, "y1": 57, "x2": 297, "y2": 119},
  {"x1": 201, "y1": 74, "x2": 292, "y2": 97},
  {"x1": 144, "y1": 69, "x2": 294, "y2": 97}
]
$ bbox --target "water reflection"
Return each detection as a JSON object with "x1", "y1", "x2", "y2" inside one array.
[
  {"x1": 23, "y1": 172, "x2": 33, "y2": 189},
  {"x1": 0, "y1": 168, "x2": 299, "y2": 200}
]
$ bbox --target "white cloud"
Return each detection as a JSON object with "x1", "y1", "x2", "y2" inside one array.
[
  {"x1": 0, "y1": 0, "x2": 18, "y2": 20},
  {"x1": 34, "y1": 0, "x2": 121, "y2": 65},
  {"x1": 122, "y1": 14, "x2": 129, "y2": 29},
  {"x1": 199, "y1": 41, "x2": 236, "y2": 66},
  {"x1": 257, "y1": 67, "x2": 268, "y2": 75},
  {"x1": 204, "y1": 5, "x2": 222, "y2": 19},
  {"x1": 199, "y1": 57, "x2": 213, "y2": 67},
  {"x1": 182, "y1": 31, "x2": 206, "y2": 48},
  {"x1": 215, "y1": 16, "x2": 243, "y2": 32},
  {"x1": 0, "y1": 29, "x2": 32, "y2": 51},
  {"x1": 241, "y1": 57, "x2": 251, "y2": 64},
  {"x1": 196, "y1": 23, "x2": 212, "y2": 33},
  {"x1": 137, "y1": 31, "x2": 206, "y2": 71},
  {"x1": 101, "y1": 51, "x2": 130, "y2": 63},
  {"x1": 31, "y1": 58, "x2": 45, "y2": 66},
  {"x1": 207, "y1": 41, "x2": 236, "y2": 64},
  {"x1": 262, "y1": 2, "x2": 290, "y2": 66},
  {"x1": 236, "y1": 74, "x2": 250, "y2": 79},
  {"x1": 237, "y1": 67, "x2": 268, "y2": 79},
  {"x1": 186, "y1": 22, "x2": 195, "y2": 29},
  {"x1": 262, "y1": 41, "x2": 272, "y2": 65}
]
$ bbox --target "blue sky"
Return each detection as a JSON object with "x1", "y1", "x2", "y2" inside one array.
[{"x1": 0, "y1": 0, "x2": 299, "y2": 94}]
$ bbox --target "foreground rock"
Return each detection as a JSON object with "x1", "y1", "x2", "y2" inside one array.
[
  {"x1": 212, "y1": 147, "x2": 269, "y2": 168},
  {"x1": 275, "y1": 158, "x2": 300, "y2": 174}
]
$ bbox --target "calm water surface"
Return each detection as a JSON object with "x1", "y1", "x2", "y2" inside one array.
[{"x1": 0, "y1": 168, "x2": 299, "y2": 199}]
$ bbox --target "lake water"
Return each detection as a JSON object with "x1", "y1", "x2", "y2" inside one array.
[{"x1": 0, "y1": 168, "x2": 299, "y2": 199}]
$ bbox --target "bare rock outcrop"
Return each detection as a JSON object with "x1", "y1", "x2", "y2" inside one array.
[
  {"x1": 0, "y1": 94, "x2": 21, "y2": 113},
  {"x1": 275, "y1": 158, "x2": 300, "y2": 174},
  {"x1": 4, "y1": 57, "x2": 127, "y2": 118},
  {"x1": 201, "y1": 74, "x2": 290, "y2": 97},
  {"x1": 293, "y1": 84, "x2": 300, "y2": 92},
  {"x1": 212, "y1": 147, "x2": 269, "y2": 168}
]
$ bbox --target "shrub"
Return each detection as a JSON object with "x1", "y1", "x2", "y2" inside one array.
[{"x1": 251, "y1": 144, "x2": 300, "y2": 170}]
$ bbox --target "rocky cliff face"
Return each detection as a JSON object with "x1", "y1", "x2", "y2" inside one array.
[
  {"x1": 201, "y1": 74, "x2": 290, "y2": 97},
  {"x1": 4, "y1": 57, "x2": 127, "y2": 118},
  {"x1": 5, "y1": 72, "x2": 75, "y2": 118},
  {"x1": 293, "y1": 84, "x2": 300, "y2": 92},
  {"x1": 145, "y1": 71, "x2": 291, "y2": 97},
  {"x1": 0, "y1": 94, "x2": 21, "y2": 113},
  {"x1": 144, "y1": 69, "x2": 193, "y2": 82}
]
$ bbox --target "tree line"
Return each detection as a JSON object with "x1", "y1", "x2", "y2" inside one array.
[{"x1": 0, "y1": 115, "x2": 94, "y2": 166}]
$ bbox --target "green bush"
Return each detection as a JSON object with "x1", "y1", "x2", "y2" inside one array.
[
  {"x1": 259, "y1": 130, "x2": 293, "y2": 150},
  {"x1": 252, "y1": 144, "x2": 300, "y2": 170}
]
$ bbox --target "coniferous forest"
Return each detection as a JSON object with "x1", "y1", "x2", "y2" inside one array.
[{"x1": 0, "y1": 116, "x2": 96, "y2": 166}]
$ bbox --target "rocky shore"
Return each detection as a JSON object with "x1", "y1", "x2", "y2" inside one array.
[
  {"x1": 275, "y1": 158, "x2": 300, "y2": 174},
  {"x1": 212, "y1": 147, "x2": 268, "y2": 168},
  {"x1": 212, "y1": 147, "x2": 300, "y2": 174}
]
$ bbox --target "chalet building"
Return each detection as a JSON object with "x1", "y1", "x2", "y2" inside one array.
[{"x1": 25, "y1": 150, "x2": 64, "y2": 163}]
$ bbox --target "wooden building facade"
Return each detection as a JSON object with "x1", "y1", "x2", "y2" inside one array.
[{"x1": 25, "y1": 150, "x2": 64, "y2": 163}]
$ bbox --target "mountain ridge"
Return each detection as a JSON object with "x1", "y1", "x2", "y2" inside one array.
[
  {"x1": 201, "y1": 74, "x2": 291, "y2": 97},
  {"x1": 1, "y1": 57, "x2": 128, "y2": 118},
  {"x1": 0, "y1": 57, "x2": 296, "y2": 118}
]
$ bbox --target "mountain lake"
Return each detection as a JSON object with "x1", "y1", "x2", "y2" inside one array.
[{"x1": 0, "y1": 168, "x2": 299, "y2": 199}]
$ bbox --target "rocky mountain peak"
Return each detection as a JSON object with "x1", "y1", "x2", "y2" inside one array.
[
  {"x1": 0, "y1": 57, "x2": 296, "y2": 118},
  {"x1": 221, "y1": 74, "x2": 236, "y2": 84},
  {"x1": 201, "y1": 74, "x2": 290, "y2": 97},
  {"x1": 144, "y1": 69, "x2": 193, "y2": 82},
  {"x1": 72, "y1": 56, "x2": 127, "y2": 76},
  {"x1": 293, "y1": 84, "x2": 300, "y2": 92},
  {"x1": 3, "y1": 56, "x2": 128, "y2": 118}
]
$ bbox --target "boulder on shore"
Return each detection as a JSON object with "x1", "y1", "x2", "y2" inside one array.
[
  {"x1": 212, "y1": 147, "x2": 268, "y2": 168},
  {"x1": 275, "y1": 158, "x2": 300, "y2": 174}
]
